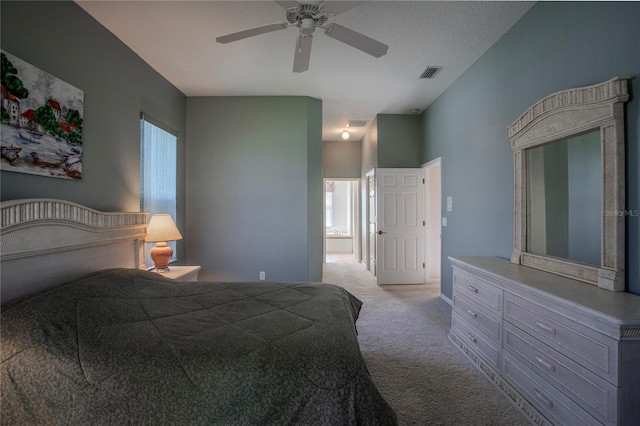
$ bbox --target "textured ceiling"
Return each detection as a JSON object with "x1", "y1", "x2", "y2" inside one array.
[{"x1": 76, "y1": 1, "x2": 534, "y2": 141}]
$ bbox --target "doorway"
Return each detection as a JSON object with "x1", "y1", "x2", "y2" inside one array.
[
  {"x1": 324, "y1": 179, "x2": 360, "y2": 263},
  {"x1": 423, "y1": 159, "x2": 442, "y2": 287}
]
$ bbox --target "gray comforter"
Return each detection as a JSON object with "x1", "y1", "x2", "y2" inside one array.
[{"x1": 1, "y1": 269, "x2": 396, "y2": 425}]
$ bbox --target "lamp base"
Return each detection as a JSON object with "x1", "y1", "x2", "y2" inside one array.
[{"x1": 150, "y1": 242, "x2": 173, "y2": 272}]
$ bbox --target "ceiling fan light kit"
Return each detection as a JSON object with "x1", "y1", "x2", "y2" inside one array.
[
  {"x1": 300, "y1": 18, "x2": 316, "y2": 36},
  {"x1": 216, "y1": 1, "x2": 389, "y2": 73}
]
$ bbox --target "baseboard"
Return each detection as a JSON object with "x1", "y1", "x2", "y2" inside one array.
[{"x1": 440, "y1": 293, "x2": 453, "y2": 306}]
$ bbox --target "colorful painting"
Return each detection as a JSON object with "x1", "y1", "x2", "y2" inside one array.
[{"x1": 1, "y1": 50, "x2": 83, "y2": 179}]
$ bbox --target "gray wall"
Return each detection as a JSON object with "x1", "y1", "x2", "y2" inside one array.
[
  {"x1": 0, "y1": 1, "x2": 187, "y2": 255},
  {"x1": 306, "y1": 99, "x2": 324, "y2": 282},
  {"x1": 361, "y1": 114, "x2": 422, "y2": 172},
  {"x1": 421, "y1": 1, "x2": 640, "y2": 297},
  {"x1": 323, "y1": 140, "x2": 361, "y2": 178},
  {"x1": 185, "y1": 96, "x2": 323, "y2": 283},
  {"x1": 377, "y1": 114, "x2": 422, "y2": 168}
]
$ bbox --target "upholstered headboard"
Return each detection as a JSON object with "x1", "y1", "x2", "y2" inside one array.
[{"x1": 1, "y1": 199, "x2": 147, "y2": 302}]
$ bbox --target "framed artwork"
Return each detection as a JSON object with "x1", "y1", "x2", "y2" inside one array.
[{"x1": 1, "y1": 50, "x2": 84, "y2": 180}]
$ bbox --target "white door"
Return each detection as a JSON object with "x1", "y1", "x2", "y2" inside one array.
[
  {"x1": 367, "y1": 171, "x2": 376, "y2": 274},
  {"x1": 376, "y1": 168, "x2": 425, "y2": 284}
]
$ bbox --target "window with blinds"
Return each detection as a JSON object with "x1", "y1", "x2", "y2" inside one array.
[{"x1": 140, "y1": 115, "x2": 178, "y2": 268}]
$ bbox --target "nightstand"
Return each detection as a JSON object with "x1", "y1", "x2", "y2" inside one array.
[{"x1": 156, "y1": 265, "x2": 201, "y2": 282}]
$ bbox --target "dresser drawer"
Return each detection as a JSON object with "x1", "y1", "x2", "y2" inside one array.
[
  {"x1": 502, "y1": 353, "x2": 601, "y2": 426},
  {"x1": 504, "y1": 292, "x2": 617, "y2": 383},
  {"x1": 453, "y1": 292, "x2": 501, "y2": 344},
  {"x1": 453, "y1": 270, "x2": 502, "y2": 314},
  {"x1": 504, "y1": 323, "x2": 617, "y2": 425},
  {"x1": 452, "y1": 313, "x2": 500, "y2": 371}
]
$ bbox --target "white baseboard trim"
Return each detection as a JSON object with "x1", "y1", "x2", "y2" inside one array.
[{"x1": 440, "y1": 293, "x2": 453, "y2": 306}]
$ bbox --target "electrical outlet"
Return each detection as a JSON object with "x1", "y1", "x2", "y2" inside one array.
[{"x1": 259, "y1": 271, "x2": 265, "y2": 281}]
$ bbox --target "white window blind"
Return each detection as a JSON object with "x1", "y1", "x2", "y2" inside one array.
[{"x1": 140, "y1": 115, "x2": 178, "y2": 268}]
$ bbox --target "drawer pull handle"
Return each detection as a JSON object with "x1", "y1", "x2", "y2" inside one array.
[
  {"x1": 533, "y1": 388, "x2": 553, "y2": 408},
  {"x1": 467, "y1": 285, "x2": 478, "y2": 293},
  {"x1": 467, "y1": 309, "x2": 478, "y2": 318},
  {"x1": 467, "y1": 333, "x2": 477, "y2": 343},
  {"x1": 535, "y1": 321, "x2": 556, "y2": 335},
  {"x1": 534, "y1": 355, "x2": 556, "y2": 372}
]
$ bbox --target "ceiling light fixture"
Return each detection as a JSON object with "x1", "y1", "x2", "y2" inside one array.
[{"x1": 341, "y1": 130, "x2": 350, "y2": 140}]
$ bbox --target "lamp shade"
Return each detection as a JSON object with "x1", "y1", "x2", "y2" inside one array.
[{"x1": 145, "y1": 214, "x2": 183, "y2": 242}]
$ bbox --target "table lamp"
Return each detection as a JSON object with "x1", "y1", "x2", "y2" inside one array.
[{"x1": 145, "y1": 214, "x2": 183, "y2": 272}]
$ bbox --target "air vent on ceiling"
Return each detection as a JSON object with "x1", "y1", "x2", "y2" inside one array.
[
  {"x1": 347, "y1": 120, "x2": 367, "y2": 127},
  {"x1": 419, "y1": 66, "x2": 441, "y2": 79}
]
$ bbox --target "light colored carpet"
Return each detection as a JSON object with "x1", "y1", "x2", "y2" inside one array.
[{"x1": 323, "y1": 262, "x2": 531, "y2": 426}]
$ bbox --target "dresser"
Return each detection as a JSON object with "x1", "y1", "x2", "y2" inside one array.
[{"x1": 449, "y1": 256, "x2": 640, "y2": 426}]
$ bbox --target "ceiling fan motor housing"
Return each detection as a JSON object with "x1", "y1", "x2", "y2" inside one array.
[
  {"x1": 300, "y1": 18, "x2": 316, "y2": 35},
  {"x1": 287, "y1": 3, "x2": 328, "y2": 31}
]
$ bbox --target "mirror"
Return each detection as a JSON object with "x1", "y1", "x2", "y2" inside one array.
[
  {"x1": 527, "y1": 130, "x2": 601, "y2": 266},
  {"x1": 508, "y1": 77, "x2": 629, "y2": 291}
]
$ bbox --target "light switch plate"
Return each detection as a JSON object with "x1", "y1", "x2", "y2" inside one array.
[{"x1": 447, "y1": 196, "x2": 453, "y2": 212}]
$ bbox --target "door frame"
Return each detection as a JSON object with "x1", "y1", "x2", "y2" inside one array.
[
  {"x1": 422, "y1": 158, "x2": 442, "y2": 287},
  {"x1": 365, "y1": 169, "x2": 375, "y2": 274},
  {"x1": 323, "y1": 178, "x2": 361, "y2": 262}
]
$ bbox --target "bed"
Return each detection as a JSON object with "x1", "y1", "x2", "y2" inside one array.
[{"x1": 1, "y1": 199, "x2": 396, "y2": 425}]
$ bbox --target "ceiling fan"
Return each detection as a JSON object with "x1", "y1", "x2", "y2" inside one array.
[{"x1": 216, "y1": 1, "x2": 388, "y2": 73}]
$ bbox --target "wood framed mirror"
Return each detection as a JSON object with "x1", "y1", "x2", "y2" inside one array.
[{"x1": 508, "y1": 77, "x2": 630, "y2": 291}]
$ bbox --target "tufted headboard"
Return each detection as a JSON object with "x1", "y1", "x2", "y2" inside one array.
[{"x1": 1, "y1": 199, "x2": 147, "y2": 303}]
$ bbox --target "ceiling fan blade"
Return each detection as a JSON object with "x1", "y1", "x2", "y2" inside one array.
[
  {"x1": 275, "y1": 1, "x2": 298, "y2": 9},
  {"x1": 324, "y1": 23, "x2": 388, "y2": 57},
  {"x1": 216, "y1": 23, "x2": 288, "y2": 44},
  {"x1": 293, "y1": 36, "x2": 313, "y2": 73},
  {"x1": 322, "y1": 1, "x2": 363, "y2": 16}
]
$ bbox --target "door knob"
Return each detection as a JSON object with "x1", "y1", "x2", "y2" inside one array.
[{"x1": 378, "y1": 230, "x2": 386, "y2": 235}]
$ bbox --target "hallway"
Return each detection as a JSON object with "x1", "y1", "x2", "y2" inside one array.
[{"x1": 325, "y1": 252, "x2": 359, "y2": 264}]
